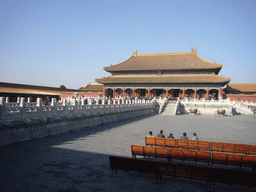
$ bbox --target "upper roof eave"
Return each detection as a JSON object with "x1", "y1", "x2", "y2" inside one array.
[{"x1": 103, "y1": 51, "x2": 223, "y2": 72}]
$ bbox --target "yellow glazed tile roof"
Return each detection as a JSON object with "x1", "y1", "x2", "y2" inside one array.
[
  {"x1": 79, "y1": 83, "x2": 103, "y2": 91},
  {"x1": 226, "y1": 83, "x2": 256, "y2": 93},
  {"x1": 104, "y1": 51, "x2": 223, "y2": 72},
  {"x1": 96, "y1": 74, "x2": 230, "y2": 84}
]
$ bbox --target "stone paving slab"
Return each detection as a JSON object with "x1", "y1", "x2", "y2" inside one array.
[{"x1": 0, "y1": 114, "x2": 256, "y2": 192}]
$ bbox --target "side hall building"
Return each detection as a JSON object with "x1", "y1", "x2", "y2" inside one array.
[{"x1": 96, "y1": 48, "x2": 231, "y2": 99}]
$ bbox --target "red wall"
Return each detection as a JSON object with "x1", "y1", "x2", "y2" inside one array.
[{"x1": 227, "y1": 95, "x2": 256, "y2": 103}]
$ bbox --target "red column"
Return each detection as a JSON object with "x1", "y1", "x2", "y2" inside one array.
[
  {"x1": 103, "y1": 87, "x2": 105, "y2": 97},
  {"x1": 148, "y1": 89, "x2": 150, "y2": 97},
  {"x1": 132, "y1": 89, "x2": 135, "y2": 97},
  {"x1": 183, "y1": 89, "x2": 185, "y2": 98},
  {"x1": 166, "y1": 89, "x2": 169, "y2": 97},
  {"x1": 206, "y1": 89, "x2": 209, "y2": 99},
  {"x1": 123, "y1": 89, "x2": 125, "y2": 97},
  {"x1": 219, "y1": 89, "x2": 223, "y2": 98},
  {"x1": 113, "y1": 88, "x2": 115, "y2": 98},
  {"x1": 194, "y1": 89, "x2": 197, "y2": 99}
]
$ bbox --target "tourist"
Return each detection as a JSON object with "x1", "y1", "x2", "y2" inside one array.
[
  {"x1": 167, "y1": 133, "x2": 174, "y2": 148},
  {"x1": 167, "y1": 133, "x2": 174, "y2": 139},
  {"x1": 192, "y1": 133, "x2": 199, "y2": 140},
  {"x1": 148, "y1": 131, "x2": 153, "y2": 137},
  {"x1": 180, "y1": 132, "x2": 188, "y2": 140},
  {"x1": 157, "y1": 130, "x2": 165, "y2": 138}
]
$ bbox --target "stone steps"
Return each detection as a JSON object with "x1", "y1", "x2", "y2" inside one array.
[{"x1": 161, "y1": 101, "x2": 176, "y2": 115}]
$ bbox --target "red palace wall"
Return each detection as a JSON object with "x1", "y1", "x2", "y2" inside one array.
[
  {"x1": 62, "y1": 93, "x2": 100, "y2": 98},
  {"x1": 226, "y1": 94, "x2": 256, "y2": 103}
]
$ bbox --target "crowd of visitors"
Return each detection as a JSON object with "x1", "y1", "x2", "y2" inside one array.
[{"x1": 148, "y1": 131, "x2": 199, "y2": 141}]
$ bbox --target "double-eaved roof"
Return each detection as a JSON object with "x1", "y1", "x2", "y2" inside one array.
[
  {"x1": 96, "y1": 49, "x2": 230, "y2": 86},
  {"x1": 103, "y1": 51, "x2": 223, "y2": 72}
]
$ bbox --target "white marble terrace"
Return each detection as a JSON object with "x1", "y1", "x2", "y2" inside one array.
[{"x1": 0, "y1": 97, "x2": 157, "y2": 126}]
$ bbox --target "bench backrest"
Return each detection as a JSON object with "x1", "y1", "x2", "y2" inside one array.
[
  {"x1": 145, "y1": 136, "x2": 256, "y2": 155},
  {"x1": 177, "y1": 139, "x2": 188, "y2": 148},
  {"x1": 187, "y1": 140, "x2": 198, "y2": 150},
  {"x1": 166, "y1": 138, "x2": 176, "y2": 148},
  {"x1": 145, "y1": 136, "x2": 155, "y2": 146},
  {"x1": 155, "y1": 137, "x2": 166, "y2": 147}
]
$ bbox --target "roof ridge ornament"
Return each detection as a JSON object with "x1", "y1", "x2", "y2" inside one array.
[
  {"x1": 191, "y1": 47, "x2": 197, "y2": 53},
  {"x1": 133, "y1": 50, "x2": 138, "y2": 56}
]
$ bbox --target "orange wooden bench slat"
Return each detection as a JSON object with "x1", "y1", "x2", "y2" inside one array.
[
  {"x1": 177, "y1": 139, "x2": 188, "y2": 148},
  {"x1": 166, "y1": 138, "x2": 176, "y2": 148},
  {"x1": 145, "y1": 136, "x2": 155, "y2": 146},
  {"x1": 211, "y1": 142, "x2": 223, "y2": 151},
  {"x1": 212, "y1": 152, "x2": 227, "y2": 164},
  {"x1": 144, "y1": 146, "x2": 156, "y2": 157},
  {"x1": 198, "y1": 141, "x2": 210, "y2": 151},
  {"x1": 196, "y1": 151, "x2": 211, "y2": 162},
  {"x1": 234, "y1": 144, "x2": 247, "y2": 153},
  {"x1": 183, "y1": 149, "x2": 197, "y2": 159},
  {"x1": 170, "y1": 148, "x2": 183, "y2": 158},
  {"x1": 242, "y1": 154, "x2": 256, "y2": 166},
  {"x1": 227, "y1": 153, "x2": 243, "y2": 165},
  {"x1": 223, "y1": 143, "x2": 235, "y2": 153},
  {"x1": 248, "y1": 145, "x2": 256, "y2": 155},
  {"x1": 187, "y1": 140, "x2": 198, "y2": 150},
  {"x1": 131, "y1": 145, "x2": 144, "y2": 155},
  {"x1": 155, "y1": 137, "x2": 166, "y2": 147},
  {"x1": 156, "y1": 147, "x2": 169, "y2": 158}
]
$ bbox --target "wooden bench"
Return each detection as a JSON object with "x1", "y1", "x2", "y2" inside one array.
[
  {"x1": 187, "y1": 140, "x2": 199, "y2": 150},
  {"x1": 131, "y1": 144, "x2": 144, "y2": 158},
  {"x1": 166, "y1": 138, "x2": 176, "y2": 148},
  {"x1": 176, "y1": 139, "x2": 188, "y2": 149},
  {"x1": 155, "y1": 137, "x2": 166, "y2": 147},
  {"x1": 248, "y1": 145, "x2": 256, "y2": 155},
  {"x1": 145, "y1": 137, "x2": 256, "y2": 155},
  {"x1": 131, "y1": 145, "x2": 256, "y2": 171},
  {"x1": 242, "y1": 154, "x2": 256, "y2": 171},
  {"x1": 109, "y1": 155, "x2": 256, "y2": 188},
  {"x1": 145, "y1": 136, "x2": 155, "y2": 146}
]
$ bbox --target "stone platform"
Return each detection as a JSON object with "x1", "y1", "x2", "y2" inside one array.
[{"x1": 0, "y1": 114, "x2": 255, "y2": 192}]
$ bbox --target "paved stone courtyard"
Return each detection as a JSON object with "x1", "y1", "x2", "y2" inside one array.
[{"x1": 1, "y1": 114, "x2": 256, "y2": 192}]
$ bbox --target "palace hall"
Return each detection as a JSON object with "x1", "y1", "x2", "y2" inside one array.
[{"x1": 96, "y1": 48, "x2": 231, "y2": 99}]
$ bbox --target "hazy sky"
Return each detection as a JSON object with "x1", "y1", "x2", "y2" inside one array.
[{"x1": 0, "y1": 0, "x2": 255, "y2": 89}]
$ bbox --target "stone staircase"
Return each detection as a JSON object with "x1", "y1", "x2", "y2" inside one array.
[{"x1": 161, "y1": 101, "x2": 177, "y2": 115}]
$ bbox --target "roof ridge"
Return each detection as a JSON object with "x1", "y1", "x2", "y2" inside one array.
[{"x1": 137, "y1": 52, "x2": 194, "y2": 56}]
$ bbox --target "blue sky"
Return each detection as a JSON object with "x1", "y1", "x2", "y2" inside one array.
[{"x1": 0, "y1": 0, "x2": 255, "y2": 89}]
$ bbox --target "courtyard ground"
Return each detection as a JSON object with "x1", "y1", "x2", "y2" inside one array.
[{"x1": 0, "y1": 114, "x2": 256, "y2": 192}]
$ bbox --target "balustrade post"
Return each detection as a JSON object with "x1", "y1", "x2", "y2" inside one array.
[
  {"x1": 27, "y1": 97, "x2": 31, "y2": 103},
  {"x1": 63, "y1": 98, "x2": 67, "y2": 106},
  {"x1": 108, "y1": 99, "x2": 111, "y2": 105},
  {"x1": 17, "y1": 97, "x2": 20, "y2": 103},
  {"x1": 80, "y1": 98, "x2": 84, "y2": 105},
  {"x1": 20, "y1": 97, "x2": 25, "y2": 107},
  {"x1": 117, "y1": 99, "x2": 120, "y2": 104},
  {"x1": 5, "y1": 97, "x2": 9, "y2": 103},
  {"x1": 0, "y1": 97, "x2": 5, "y2": 120}
]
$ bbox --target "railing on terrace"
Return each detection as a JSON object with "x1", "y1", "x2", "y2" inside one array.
[{"x1": 0, "y1": 97, "x2": 155, "y2": 125}]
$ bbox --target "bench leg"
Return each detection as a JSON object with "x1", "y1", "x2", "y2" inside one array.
[{"x1": 111, "y1": 169, "x2": 114, "y2": 178}]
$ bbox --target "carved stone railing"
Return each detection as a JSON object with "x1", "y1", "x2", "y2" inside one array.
[
  {"x1": 176, "y1": 97, "x2": 255, "y2": 115},
  {"x1": 0, "y1": 97, "x2": 154, "y2": 126}
]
